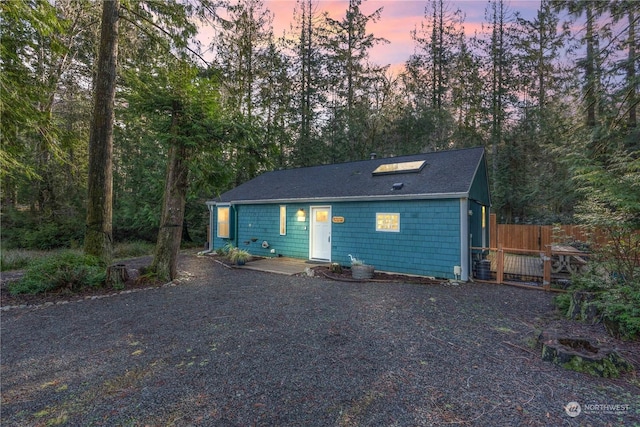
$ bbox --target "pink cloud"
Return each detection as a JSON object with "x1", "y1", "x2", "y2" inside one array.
[{"x1": 199, "y1": 1, "x2": 541, "y2": 69}]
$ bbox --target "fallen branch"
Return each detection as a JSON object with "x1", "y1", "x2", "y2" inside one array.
[
  {"x1": 502, "y1": 341, "x2": 537, "y2": 357},
  {"x1": 213, "y1": 259, "x2": 232, "y2": 269}
]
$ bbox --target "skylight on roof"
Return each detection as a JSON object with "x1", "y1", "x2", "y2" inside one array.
[{"x1": 372, "y1": 160, "x2": 426, "y2": 176}]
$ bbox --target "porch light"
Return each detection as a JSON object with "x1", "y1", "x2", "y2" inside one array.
[{"x1": 296, "y1": 208, "x2": 306, "y2": 221}]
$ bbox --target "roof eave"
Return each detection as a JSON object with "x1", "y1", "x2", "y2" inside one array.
[{"x1": 210, "y1": 192, "x2": 470, "y2": 205}]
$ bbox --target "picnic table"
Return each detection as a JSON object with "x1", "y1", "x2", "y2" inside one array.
[{"x1": 551, "y1": 245, "x2": 588, "y2": 274}]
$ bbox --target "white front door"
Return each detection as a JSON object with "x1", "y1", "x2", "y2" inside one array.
[{"x1": 310, "y1": 206, "x2": 331, "y2": 261}]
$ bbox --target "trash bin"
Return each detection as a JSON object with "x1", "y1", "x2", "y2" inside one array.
[{"x1": 476, "y1": 259, "x2": 491, "y2": 280}]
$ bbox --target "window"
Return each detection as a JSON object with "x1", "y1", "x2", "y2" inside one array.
[
  {"x1": 217, "y1": 206, "x2": 230, "y2": 238},
  {"x1": 376, "y1": 213, "x2": 400, "y2": 232},
  {"x1": 372, "y1": 160, "x2": 426, "y2": 176},
  {"x1": 280, "y1": 205, "x2": 286, "y2": 235},
  {"x1": 315, "y1": 210, "x2": 329, "y2": 222},
  {"x1": 482, "y1": 206, "x2": 486, "y2": 229}
]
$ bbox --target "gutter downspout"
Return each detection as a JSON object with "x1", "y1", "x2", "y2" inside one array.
[
  {"x1": 200, "y1": 201, "x2": 216, "y2": 255},
  {"x1": 233, "y1": 204, "x2": 239, "y2": 248},
  {"x1": 460, "y1": 198, "x2": 470, "y2": 281}
]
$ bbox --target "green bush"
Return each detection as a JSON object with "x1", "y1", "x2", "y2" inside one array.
[
  {"x1": 8, "y1": 252, "x2": 106, "y2": 295},
  {"x1": 553, "y1": 293, "x2": 572, "y2": 315},
  {"x1": 599, "y1": 285, "x2": 640, "y2": 341},
  {"x1": 557, "y1": 264, "x2": 640, "y2": 341},
  {"x1": 1, "y1": 207, "x2": 85, "y2": 250}
]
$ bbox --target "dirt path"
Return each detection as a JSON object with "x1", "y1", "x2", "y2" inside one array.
[{"x1": 1, "y1": 253, "x2": 638, "y2": 426}]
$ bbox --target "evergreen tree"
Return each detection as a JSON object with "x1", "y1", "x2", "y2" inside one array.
[
  {"x1": 211, "y1": 0, "x2": 277, "y2": 183},
  {"x1": 290, "y1": 0, "x2": 326, "y2": 166},
  {"x1": 407, "y1": 0, "x2": 464, "y2": 148},
  {"x1": 84, "y1": 0, "x2": 120, "y2": 263},
  {"x1": 260, "y1": 38, "x2": 295, "y2": 169},
  {"x1": 320, "y1": 0, "x2": 388, "y2": 161},
  {"x1": 484, "y1": 0, "x2": 516, "y2": 200},
  {"x1": 1, "y1": 0, "x2": 99, "y2": 248},
  {"x1": 507, "y1": 0, "x2": 575, "y2": 222},
  {"x1": 449, "y1": 31, "x2": 485, "y2": 148}
]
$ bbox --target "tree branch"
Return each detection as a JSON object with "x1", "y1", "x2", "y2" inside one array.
[{"x1": 119, "y1": 3, "x2": 210, "y2": 66}]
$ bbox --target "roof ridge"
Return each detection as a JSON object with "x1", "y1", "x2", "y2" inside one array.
[{"x1": 273, "y1": 145, "x2": 485, "y2": 173}]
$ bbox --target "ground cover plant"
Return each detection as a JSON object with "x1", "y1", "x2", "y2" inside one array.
[
  {"x1": 1, "y1": 242, "x2": 157, "y2": 304},
  {"x1": 0, "y1": 242, "x2": 155, "y2": 273},
  {"x1": 0, "y1": 249, "x2": 49, "y2": 271},
  {"x1": 555, "y1": 227, "x2": 640, "y2": 341},
  {"x1": 7, "y1": 252, "x2": 106, "y2": 295}
]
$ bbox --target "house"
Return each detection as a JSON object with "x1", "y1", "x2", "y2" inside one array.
[{"x1": 206, "y1": 146, "x2": 491, "y2": 280}]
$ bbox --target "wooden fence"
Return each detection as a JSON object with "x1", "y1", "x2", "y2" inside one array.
[
  {"x1": 478, "y1": 215, "x2": 636, "y2": 291},
  {"x1": 479, "y1": 214, "x2": 601, "y2": 292},
  {"x1": 489, "y1": 214, "x2": 605, "y2": 251}
]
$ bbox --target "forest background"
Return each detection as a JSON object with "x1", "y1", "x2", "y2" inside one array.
[{"x1": 1, "y1": 0, "x2": 638, "y2": 259}]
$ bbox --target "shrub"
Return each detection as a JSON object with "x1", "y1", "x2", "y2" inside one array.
[
  {"x1": 216, "y1": 242, "x2": 235, "y2": 256},
  {"x1": 553, "y1": 224, "x2": 640, "y2": 341},
  {"x1": 1, "y1": 207, "x2": 85, "y2": 250},
  {"x1": 553, "y1": 293, "x2": 572, "y2": 315},
  {"x1": 228, "y1": 247, "x2": 251, "y2": 264},
  {"x1": 9, "y1": 252, "x2": 106, "y2": 295},
  {"x1": 599, "y1": 285, "x2": 640, "y2": 341},
  {"x1": 557, "y1": 265, "x2": 640, "y2": 341}
]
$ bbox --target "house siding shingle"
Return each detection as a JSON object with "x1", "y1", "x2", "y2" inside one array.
[
  {"x1": 213, "y1": 199, "x2": 462, "y2": 279},
  {"x1": 331, "y1": 199, "x2": 461, "y2": 278}
]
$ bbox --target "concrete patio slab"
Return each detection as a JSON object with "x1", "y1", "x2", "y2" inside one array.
[{"x1": 238, "y1": 257, "x2": 328, "y2": 275}]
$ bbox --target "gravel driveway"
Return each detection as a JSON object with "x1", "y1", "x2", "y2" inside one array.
[{"x1": 1, "y1": 253, "x2": 638, "y2": 426}]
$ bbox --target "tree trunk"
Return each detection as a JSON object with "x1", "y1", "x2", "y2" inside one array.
[
  {"x1": 584, "y1": 3, "x2": 596, "y2": 127},
  {"x1": 627, "y1": 8, "x2": 636, "y2": 129},
  {"x1": 151, "y1": 101, "x2": 189, "y2": 281},
  {"x1": 84, "y1": 0, "x2": 119, "y2": 263}
]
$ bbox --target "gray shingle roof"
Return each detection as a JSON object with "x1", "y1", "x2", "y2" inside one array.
[{"x1": 214, "y1": 147, "x2": 486, "y2": 204}]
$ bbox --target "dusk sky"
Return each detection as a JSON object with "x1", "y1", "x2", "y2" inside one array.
[
  {"x1": 200, "y1": 1, "x2": 544, "y2": 71},
  {"x1": 265, "y1": 0, "x2": 542, "y2": 71}
]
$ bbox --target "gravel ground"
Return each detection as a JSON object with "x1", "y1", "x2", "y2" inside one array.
[{"x1": 1, "y1": 253, "x2": 639, "y2": 426}]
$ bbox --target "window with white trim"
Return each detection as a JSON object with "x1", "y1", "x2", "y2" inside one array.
[
  {"x1": 376, "y1": 213, "x2": 400, "y2": 232},
  {"x1": 217, "y1": 206, "x2": 230, "y2": 238},
  {"x1": 280, "y1": 206, "x2": 286, "y2": 235}
]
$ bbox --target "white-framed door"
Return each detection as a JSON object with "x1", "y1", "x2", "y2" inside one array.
[{"x1": 310, "y1": 206, "x2": 331, "y2": 261}]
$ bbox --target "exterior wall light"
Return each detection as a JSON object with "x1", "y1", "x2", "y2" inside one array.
[{"x1": 296, "y1": 208, "x2": 306, "y2": 222}]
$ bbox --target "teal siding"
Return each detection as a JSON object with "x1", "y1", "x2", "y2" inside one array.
[
  {"x1": 469, "y1": 156, "x2": 491, "y2": 205},
  {"x1": 468, "y1": 153, "x2": 490, "y2": 254},
  {"x1": 213, "y1": 203, "x2": 310, "y2": 258},
  {"x1": 214, "y1": 199, "x2": 463, "y2": 279},
  {"x1": 330, "y1": 200, "x2": 461, "y2": 278},
  {"x1": 469, "y1": 200, "x2": 490, "y2": 259}
]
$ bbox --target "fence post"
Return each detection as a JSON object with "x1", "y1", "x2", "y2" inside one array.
[
  {"x1": 497, "y1": 244, "x2": 504, "y2": 284},
  {"x1": 490, "y1": 213, "x2": 497, "y2": 249},
  {"x1": 543, "y1": 245, "x2": 552, "y2": 291},
  {"x1": 541, "y1": 225, "x2": 552, "y2": 291}
]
